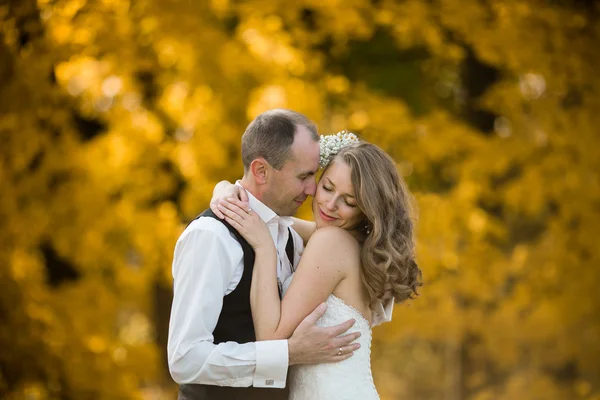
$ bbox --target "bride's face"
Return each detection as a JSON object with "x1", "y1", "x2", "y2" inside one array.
[{"x1": 312, "y1": 159, "x2": 364, "y2": 232}]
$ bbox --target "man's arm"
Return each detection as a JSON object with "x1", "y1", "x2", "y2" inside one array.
[{"x1": 167, "y1": 218, "x2": 289, "y2": 388}]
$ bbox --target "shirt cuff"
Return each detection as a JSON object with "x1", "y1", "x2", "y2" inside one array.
[{"x1": 253, "y1": 340, "x2": 289, "y2": 388}]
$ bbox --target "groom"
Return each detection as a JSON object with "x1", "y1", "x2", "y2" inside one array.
[{"x1": 168, "y1": 109, "x2": 361, "y2": 399}]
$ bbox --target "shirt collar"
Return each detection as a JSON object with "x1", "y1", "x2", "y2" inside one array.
[
  {"x1": 236, "y1": 182, "x2": 293, "y2": 227},
  {"x1": 278, "y1": 217, "x2": 294, "y2": 229}
]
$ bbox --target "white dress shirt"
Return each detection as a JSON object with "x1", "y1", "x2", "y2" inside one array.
[{"x1": 167, "y1": 189, "x2": 304, "y2": 389}]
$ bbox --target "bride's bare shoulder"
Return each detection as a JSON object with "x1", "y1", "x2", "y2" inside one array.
[
  {"x1": 300, "y1": 227, "x2": 360, "y2": 279},
  {"x1": 305, "y1": 226, "x2": 360, "y2": 254}
]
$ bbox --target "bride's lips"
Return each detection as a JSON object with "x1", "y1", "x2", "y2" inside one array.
[{"x1": 319, "y1": 209, "x2": 337, "y2": 222}]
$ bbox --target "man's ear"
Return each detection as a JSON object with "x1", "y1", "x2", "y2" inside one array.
[{"x1": 250, "y1": 158, "x2": 269, "y2": 184}]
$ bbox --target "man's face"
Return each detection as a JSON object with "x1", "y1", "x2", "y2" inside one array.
[{"x1": 263, "y1": 125, "x2": 320, "y2": 216}]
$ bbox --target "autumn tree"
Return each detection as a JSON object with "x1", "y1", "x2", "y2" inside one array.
[{"x1": 1, "y1": 0, "x2": 598, "y2": 398}]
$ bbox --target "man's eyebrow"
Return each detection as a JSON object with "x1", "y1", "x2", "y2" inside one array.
[{"x1": 299, "y1": 170, "x2": 317, "y2": 177}]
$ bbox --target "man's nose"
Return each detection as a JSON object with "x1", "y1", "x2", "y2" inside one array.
[{"x1": 305, "y1": 179, "x2": 317, "y2": 196}]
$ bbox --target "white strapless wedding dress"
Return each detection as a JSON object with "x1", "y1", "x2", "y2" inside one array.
[{"x1": 282, "y1": 276, "x2": 381, "y2": 400}]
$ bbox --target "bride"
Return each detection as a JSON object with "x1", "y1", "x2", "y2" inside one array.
[{"x1": 213, "y1": 138, "x2": 422, "y2": 399}]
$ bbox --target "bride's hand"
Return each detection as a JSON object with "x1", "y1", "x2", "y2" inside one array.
[
  {"x1": 210, "y1": 181, "x2": 249, "y2": 219},
  {"x1": 218, "y1": 198, "x2": 274, "y2": 252}
]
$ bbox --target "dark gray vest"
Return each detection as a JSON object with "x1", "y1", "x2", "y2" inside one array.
[{"x1": 178, "y1": 209, "x2": 293, "y2": 400}]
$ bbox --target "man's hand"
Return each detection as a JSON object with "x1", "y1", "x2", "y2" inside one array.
[{"x1": 288, "y1": 303, "x2": 361, "y2": 365}]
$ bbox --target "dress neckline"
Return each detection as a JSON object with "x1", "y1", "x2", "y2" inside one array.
[{"x1": 328, "y1": 294, "x2": 372, "y2": 327}]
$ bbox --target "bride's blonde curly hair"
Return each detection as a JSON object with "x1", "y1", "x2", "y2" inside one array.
[{"x1": 333, "y1": 142, "x2": 422, "y2": 305}]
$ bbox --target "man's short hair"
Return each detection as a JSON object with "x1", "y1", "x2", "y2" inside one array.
[{"x1": 241, "y1": 109, "x2": 319, "y2": 171}]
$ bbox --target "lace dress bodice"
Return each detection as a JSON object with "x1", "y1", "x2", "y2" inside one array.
[{"x1": 282, "y1": 277, "x2": 380, "y2": 399}]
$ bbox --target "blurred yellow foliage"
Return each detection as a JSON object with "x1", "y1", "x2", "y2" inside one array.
[{"x1": 1, "y1": 0, "x2": 599, "y2": 398}]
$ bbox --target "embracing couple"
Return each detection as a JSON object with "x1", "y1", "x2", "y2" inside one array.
[{"x1": 167, "y1": 109, "x2": 422, "y2": 399}]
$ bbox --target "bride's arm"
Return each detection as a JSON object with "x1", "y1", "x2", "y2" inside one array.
[
  {"x1": 216, "y1": 199, "x2": 281, "y2": 339},
  {"x1": 249, "y1": 247, "x2": 281, "y2": 340},
  {"x1": 291, "y1": 218, "x2": 317, "y2": 245},
  {"x1": 210, "y1": 181, "x2": 316, "y2": 243},
  {"x1": 210, "y1": 180, "x2": 248, "y2": 219},
  {"x1": 218, "y1": 199, "x2": 357, "y2": 340},
  {"x1": 265, "y1": 227, "x2": 356, "y2": 339},
  {"x1": 251, "y1": 228, "x2": 354, "y2": 340}
]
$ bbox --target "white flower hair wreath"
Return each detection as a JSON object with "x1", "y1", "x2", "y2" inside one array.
[{"x1": 319, "y1": 130, "x2": 360, "y2": 168}]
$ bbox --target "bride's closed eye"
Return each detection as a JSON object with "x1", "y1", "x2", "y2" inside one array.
[{"x1": 322, "y1": 184, "x2": 357, "y2": 207}]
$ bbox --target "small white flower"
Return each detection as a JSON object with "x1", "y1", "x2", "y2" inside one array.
[{"x1": 319, "y1": 130, "x2": 359, "y2": 168}]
